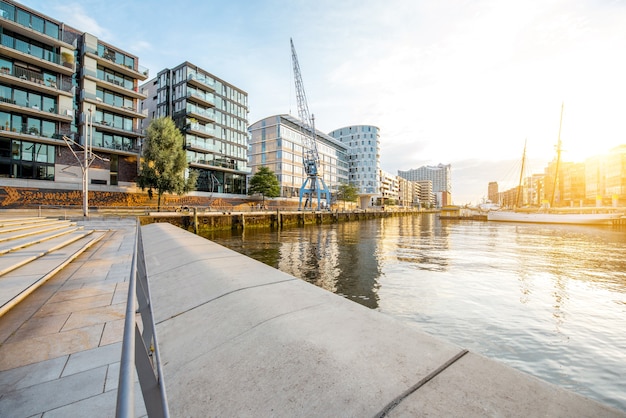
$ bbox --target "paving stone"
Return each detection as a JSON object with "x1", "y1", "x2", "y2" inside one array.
[
  {"x1": 0, "y1": 366, "x2": 107, "y2": 417},
  {"x1": 0, "y1": 355, "x2": 67, "y2": 393},
  {"x1": 9, "y1": 313, "x2": 70, "y2": 343},
  {"x1": 0, "y1": 323, "x2": 104, "y2": 371},
  {"x1": 34, "y1": 293, "x2": 113, "y2": 317},
  {"x1": 100, "y1": 318, "x2": 125, "y2": 346},
  {"x1": 47, "y1": 282, "x2": 117, "y2": 303},
  {"x1": 62, "y1": 302, "x2": 125, "y2": 331},
  {"x1": 62, "y1": 342, "x2": 121, "y2": 377}
]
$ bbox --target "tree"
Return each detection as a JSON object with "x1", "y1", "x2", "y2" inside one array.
[
  {"x1": 137, "y1": 117, "x2": 197, "y2": 211},
  {"x1": 248, "y1": 166, "x2": 280, "y2": 207},
  {"x1": 338, "y1": 182, "x2": 358, "y2": 210}
]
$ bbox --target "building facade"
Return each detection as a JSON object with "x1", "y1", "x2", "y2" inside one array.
[
  {"x1": 141, "y1": 62, "x2": 249, "y2": 195},
  {"x1": 397, "y1": 176, "x2": 420, "y2": 207},
  {"x1": 398, "y1": 163, "x2": 451, "y2": 207},
  {"x1": 378, "y1": 169, "x2": 398, "y2": 206},
  {"x1": 328, "y1": 125, "x2": 380, "y2": 208},
  {"x1": 248, "y1": 114, "x2": 348, "y2": 199},
  {"x1": 0, "y1": 0, "x2": 148, "y2": 190},
  {"x1": 415, "y1": 180, "x2": 434, "y2": 207}
]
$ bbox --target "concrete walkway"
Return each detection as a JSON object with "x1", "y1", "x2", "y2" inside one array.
[{"x1": 0, "y1": 216, "x2": 145, "y2": 417}]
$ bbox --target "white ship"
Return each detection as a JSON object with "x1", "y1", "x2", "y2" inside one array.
[{"x1": 487, "y1": 210, "x2": 622, "y2": 225}]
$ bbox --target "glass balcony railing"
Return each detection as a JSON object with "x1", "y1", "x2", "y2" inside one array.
[
  {"x1": 186, "y1": 104, "x2": 215, "y2": 120},
  {"x1": 84, "y1": 44, "x2": 148, "y2": 78},
  {"x1": 187, "y1": 72, "x2": 215, "y2": 90},
  {"x1": 0, "y1": 32, "x2": 64, "y2": 66},
  {"x1": 186, "y1": 90, "x2": 215, "y2": 105}
]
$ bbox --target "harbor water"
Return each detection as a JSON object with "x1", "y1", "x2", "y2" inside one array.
[{"x1": 202, "y1": 214, "x2": 626, "y2": 411}]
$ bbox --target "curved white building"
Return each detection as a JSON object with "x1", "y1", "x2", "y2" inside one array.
[{"x1": 328, "y1": 125, "x2": 381, "y2": 208}]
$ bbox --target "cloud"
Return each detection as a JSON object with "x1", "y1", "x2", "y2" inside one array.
[{"x1": 49, "y1": 3, "x2": 111, "y2": 40}]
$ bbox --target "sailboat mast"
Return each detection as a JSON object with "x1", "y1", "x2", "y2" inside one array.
[
  {"x1": 550, "y1": 103, "x2": 564, "y2": 207},
  {"x1": 515, "y1": 139, "x2": 527, "y2": 208}
]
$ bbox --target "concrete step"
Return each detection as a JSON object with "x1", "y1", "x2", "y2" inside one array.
[
  {"x1": 0, "y1": 229, "x2": 92, "y2": 276},
  {"x1": 0, "y1": 226, "x2": 83, "y2": 256},
  {"x1": 0, "y1": 217, "x2": 50, "y2": 228},
  {"x1": 0, "y1": 220, "x2": 106, "y2": 317},
  {"x1": 0, "y1": 220, "x2": 75, "y2": 243}
]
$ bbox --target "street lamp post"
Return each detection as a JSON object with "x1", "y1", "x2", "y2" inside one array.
[
  {"x1": 83, "y1": 109, "x2": 90, "y2": 217},
  {"x1": 63, "y1": 108, "x2": 102, "y2": 218}
]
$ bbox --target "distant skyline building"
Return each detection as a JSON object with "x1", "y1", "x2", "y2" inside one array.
[
  {"x1": 248, "y1": 114, "x2": 348, "y2": 199},
  {"x1": 1, "y1": 0, "x2": 148, "y2": 190},
  {"x1": 328, "y1": 125, "x2": 380, "y2": 208},
  {"x1": 398, "y1": 163, "x2": 451, "y2": 207},
  {"x1": 141, "y1": 62, "x2": 249, "y2": 195}
]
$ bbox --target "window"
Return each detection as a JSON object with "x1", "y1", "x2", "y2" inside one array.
[
  {"x1": 44, "y1": 21, "x2": 59, "y2": 39},
  {"x1": 0, "y1": 2, "x2": 15, "y2": 20}
]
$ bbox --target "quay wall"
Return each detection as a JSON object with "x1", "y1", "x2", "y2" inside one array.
[
  {"x1": 140, "y1": 222, "x2": 624, "y2": 417},
  {"x1": 139, "y1": 208, "x2": 432, "y2": 232}
]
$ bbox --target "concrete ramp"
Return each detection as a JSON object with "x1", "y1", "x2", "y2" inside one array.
[{"x1": 141, "y1": 223, "x2": 624, "y2": 417}]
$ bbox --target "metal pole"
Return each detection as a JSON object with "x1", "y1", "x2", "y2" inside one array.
[{"x1": 83, "y1": 110, "x2": 89, "y2": 217}]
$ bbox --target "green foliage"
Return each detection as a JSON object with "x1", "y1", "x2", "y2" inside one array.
[
  {"x1": 338, "y1": 182, "x2": 358, "y2": 202},
  {"x1": 137, "y1": 117, "x2": 198, "y2": 210},
  {"x1": 248, "y1": 166, "x2": 280, "y2": 202}
]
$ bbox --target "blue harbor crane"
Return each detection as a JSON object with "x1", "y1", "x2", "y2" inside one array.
[{"x1": 290, "y1": 38, "x2": 331, "y2": 211}]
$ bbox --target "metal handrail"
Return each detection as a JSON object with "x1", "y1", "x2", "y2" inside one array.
[{"x1": 116, "y1": 221, "x2": 169, "y2": 418}]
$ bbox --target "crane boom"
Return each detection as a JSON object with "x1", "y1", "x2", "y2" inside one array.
[{"x1": 290, "y1": 38, "x2": 331, "y2": 210}]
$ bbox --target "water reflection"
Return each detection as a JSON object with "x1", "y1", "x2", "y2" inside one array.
[{"x1": 203, "y1": 221, "x2": 382, "y2": 308}]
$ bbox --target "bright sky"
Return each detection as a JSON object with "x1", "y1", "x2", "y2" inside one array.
[{"x1": 19, "y1": 0, "x2": 626, "y2": 204}]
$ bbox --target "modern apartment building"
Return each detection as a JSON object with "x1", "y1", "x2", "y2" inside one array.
[
  {"x1": 248, "y1": 114, "x2": 348, "y2": 199},
  {"x1": 328, "y1": 125, "x2": 380, "y2": 208},
  {"x1": 414, "y1": 180, "x2": 435, "y2": 207},
  {"x1": 397, "y1": 176, "x2": 420, "y2": 207},
  {"x1": 379, "y1": 169, "x2": 398, "y2": 205},
  {"x1": 398, "y1": 163, "x2": 451, "y2": 207},
  {"x1": 0, "y1": 0, "x2": 148, "y2": 191},
  {"x1": 141, "y1": 62, "x2": 249, "y2": 195}
]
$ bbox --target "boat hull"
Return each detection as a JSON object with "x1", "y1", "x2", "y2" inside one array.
[{"x1": 487, "y1": 211, "x2": 622, "y2": 225}]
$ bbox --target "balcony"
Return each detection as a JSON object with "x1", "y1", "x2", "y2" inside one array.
[
  {"x1": 0, "y1": 96, "x2": 73, "y2": 122},
  {"x1": 81, "y1": 90, "x2": 145, "y2": 119},
  {"x1": 187, "y1": 72, "x2": 215, "y2": 92},
  {"x1": 0, "y1": 33, "x2": 75, "y2": 75},
  {"x1": 83, "y1": 44, "x2": 148, "y2": 81},
  {"x1": 186, "y1": 106, "x2": 216, "y2": 124},
  {"x1": 91, "y1": 119, "x2": 143, "y2": 138},
  {"x1": 0, "y1": 11, "x2": 75, "y2": 50},
  {"x1": 186, "y1": 90, "x2": 215, "y2": 108},
  {"x1": 81, "y1": 67, "x2": 147, "y2": 100},
  {"x1": 185, "y1": 122, "x2": 218, "y2": 139},
  {"x1": 0, "y1": 66, "x2": 73, "y2": 96},
  {"x1": 0, "y1": 123, "x2": 73, "y2": 143}
]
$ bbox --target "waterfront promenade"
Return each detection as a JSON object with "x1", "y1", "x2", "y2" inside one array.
[{"x1": 1, "y1": 212, "x2": 625, "y2": 416}]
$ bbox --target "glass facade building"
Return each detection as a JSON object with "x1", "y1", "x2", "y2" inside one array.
[
  {"x1": 328, "y1": 125, "x2": 381, "y2": 207},
  {"x1": 141, "y1": 62, "x2": 249, "y2": 195},
  {"x1": 248, "y1": 115, "x2": 349, "y2": 198},
  {"x1": 0, "y1": 0, "x2": 148, "y2": 188}
]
